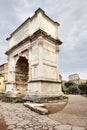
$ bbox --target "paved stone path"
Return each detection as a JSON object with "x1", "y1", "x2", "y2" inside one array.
[
  {"x1": 49, "y1": 95, "x2": 87, "y2": 128},
  {"x1": 0, "y1": 101, "x2": 86, "y2": 130}
]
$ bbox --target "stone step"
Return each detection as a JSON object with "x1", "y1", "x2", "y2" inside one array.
[
  {"x1": 24, "y1": 102, "x2": 45, "y2": 107},
  {"x1": 24, "y1": 102, "x2": 48, "y2": 115}
]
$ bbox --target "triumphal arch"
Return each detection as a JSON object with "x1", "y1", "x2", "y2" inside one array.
[{"x1": 5, "y1": 8, "x2": 62, "y2": 99}]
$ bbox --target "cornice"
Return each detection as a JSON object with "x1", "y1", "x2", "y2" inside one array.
[
  {"x1": 29, "y1": 79, "x2": 62, "y2": 83},
  {"x1": 5, "y1": 29, "x2": 62, "y2": 55}
]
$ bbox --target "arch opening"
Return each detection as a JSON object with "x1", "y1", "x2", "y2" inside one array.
[{"x1": 15, "y1": 56, "x2": 29, "y2": 96}]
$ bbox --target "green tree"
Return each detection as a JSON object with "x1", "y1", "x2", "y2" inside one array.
[
  {"x1": 62, "y1": 86, "x2": 69, "y2": 94},
  {"x1": 68, "y1": 85, "x2": 79, "y2": 94},
  {"x1": 63, "y1": 81, "x2": 79, "y2": 94},
  {"x1": 78, "y1": 83, "x2": 87, "y2": 95},
  {"x1": 64, "y1": 81, "x2": 76, "y2": 88}
]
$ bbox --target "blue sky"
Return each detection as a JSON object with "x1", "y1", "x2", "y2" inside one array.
[{"x1": 0, "y1": 0, "x2": 87, "y2": 80}]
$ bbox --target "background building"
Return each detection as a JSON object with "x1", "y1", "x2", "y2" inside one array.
[
  {"x1": 69, "y1": 74, "x2": 80, "y2": 84},
  {"x1": 79, "y1": 79, "x2": 87, "y2": 84},
  {"x1": 68, "y1": 73, "x2": 87, "y2": 84},
  {"x1": 0, "y1": 63, "x2": 8, "y2": 92}
]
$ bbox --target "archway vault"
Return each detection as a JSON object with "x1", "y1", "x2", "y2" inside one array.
[{"x1": 15, "y1": 56, "x2": 29, "y2": 96}]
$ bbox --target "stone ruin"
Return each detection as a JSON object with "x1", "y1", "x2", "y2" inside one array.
[{"x1": 5, "y1": 8, "x2": 64, "y2": 102}]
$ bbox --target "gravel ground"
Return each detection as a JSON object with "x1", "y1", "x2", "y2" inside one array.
[{"x1": 49, "y1": 95, "x2": 87, "y2": 128}]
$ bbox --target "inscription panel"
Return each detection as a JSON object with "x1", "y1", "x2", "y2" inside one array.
[
  {"x1": 43, "y1": 48, "x2": 56, "y2": 63},
  {"x1": 9, "y1": 16, "x2": 39, "y2": 49},
  {"x1": 43, "y1": 64, "x2": 56, "y2": 79},
  {"x1": 13, "y1": 22, "x2": 30, "y2": 45}
]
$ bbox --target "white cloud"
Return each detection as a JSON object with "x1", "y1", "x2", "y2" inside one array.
[
  {"x1": 0, "y1": 0, "x2": 87, "y2": 79},
  {"x1": 13, "y1": 0, "x2": 41, "y2": 23}
]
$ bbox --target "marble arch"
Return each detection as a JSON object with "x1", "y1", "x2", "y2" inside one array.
[{"x1": 5, "y1": 8, "x2": 63, "y2": 99}]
